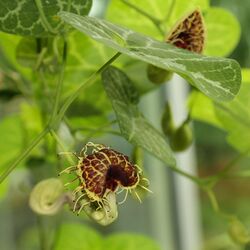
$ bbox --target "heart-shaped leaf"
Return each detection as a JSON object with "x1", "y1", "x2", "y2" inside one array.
[
  {"x1": 54, "y1": 223, "x2": 160, "y2": 250},
  {"x1": 0, "y1": 0, "x2": 92, "y2": 36},
  {"x1": 189, "y1": 69, "x2": 250, "y2": 153},
  {"x1": 60, "y1": 12, "x2": 241, "y2": 102},
  {"x1": 102, "y1": 66, "x2": 176, "y2": 167}
]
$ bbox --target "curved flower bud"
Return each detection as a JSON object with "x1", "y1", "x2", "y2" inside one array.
[
  {"x1": 83, "y1": 191, "x2": 118, "y2": 226},
  {"x1": 170, "y1": 120, "x2": 193, "y2": 152},
  {"x1": 147, "y1": 64, "x2": 173, "y2": 84},
  {"x1": 161, "y1": 102, "x2": 175, "y2": 137},
  {"x1": 29, "y1": 178, "x2": 67, "y2": 215},
  {"x1": 228, "y1": 218, "x2": 250, "y2": 245}
]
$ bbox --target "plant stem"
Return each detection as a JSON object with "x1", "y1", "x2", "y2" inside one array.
[
  {"x1": 206, "y1": 189, "x2": 219, "y2": 212},
  {"x1": 206, "y1": 188, "x2": 235, "y2": 221},
  {"x1": 35, "y1": 47, "x2": 48, "y2": 70},
  {"x1": 0, "y1": 53, "x2": 121, "y2": 183},
  {"x1": 54, "y1": 52, "x2": 121, "y2": 125},
  {"x1": 50, "y1": 39, "x2": 67, "y2": 127},
  {"x1": 0, "y1": 126, "x2": 50, "y2": 184},
  {"x1": 50, "y1": 214, "x2": 63, "y2": 250},
  {"x1": 121, "y1": 0, "x2": 165, "y2": 36},
  {"x1": 37, "y1": 215, "x2": 49, "y2": 250},
  {"x1": 170, "y1": 165, "x2": 204, "y2": 185},
  {"x1": 214, "y1": 149, "x2": 250, "y2": 180}
]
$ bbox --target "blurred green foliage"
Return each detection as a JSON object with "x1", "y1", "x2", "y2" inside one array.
[{"x1": 0, "y1": 0, "x2": 247, "y2": 250}]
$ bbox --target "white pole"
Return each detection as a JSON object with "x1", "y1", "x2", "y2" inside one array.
[
  {"x1": 142, "y1": 89, "x2": 176, "y2": 250},
  {"x1": 166, "y1": 74, "x2": 203, "y2": 250}
]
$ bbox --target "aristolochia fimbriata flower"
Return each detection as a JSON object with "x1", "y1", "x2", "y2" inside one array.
[
  {"x1": 59, "y1": 142, "x2": 152, "y2": 225},
  {"x1": 166, "y1": 9, "x2": 205, "y2": 53}
]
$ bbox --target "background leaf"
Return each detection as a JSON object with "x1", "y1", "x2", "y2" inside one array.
[
  {"x1": 63, "y1": 31, "x2": 114, "y2": 130},
  {"x1": 0, "y1": 115, "x2": 23, "y2": 167},
  {"x1": 105, "y1": 233, "x2": 161, "y2": 250},
  {"x1": 60, "y1": 12, "x2": 241, "y2": 102},
  {"x1": 107, "y1": 1, "x2": 240, "y2": 58},
  {"x1": 0, "y1": 0, "x2": 92, "y2": 36},
  {"x1": 204, "y1": 7, "x2": 241, "y2": 57},
  {"x1": 188, "y1": 91, "x2": 223, "y2": 128},
  {"x1": 102, "y1": 66, "x2": 176, "y2": 167},
  {"x1": 0, "y1": 32, "x2": 32, "y2": 84},
  {"x1": 106, "y1": 0, "x2": 209, "y2": 40},
  {"x1": 54, "y1": 223, "x2": 160, "y2": 250},
  {"x1": 190, "y1": 69, "x2": 250, "y2": 153},
  {"x1": 54, "y1": 223, "x2": 102, "y2": 250}
]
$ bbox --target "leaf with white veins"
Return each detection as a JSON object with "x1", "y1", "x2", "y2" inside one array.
[
  {"x1": 0, "y1": 0, "x2": 92, "y2": 36},
  {"x1": 59, "y1": 12, "x2": 241, "y2": 102},
  {"x1": 102, "y1": 66, "x2": 176, "y2": 167}
]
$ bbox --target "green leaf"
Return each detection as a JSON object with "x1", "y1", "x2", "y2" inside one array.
[
  {"x1": 54, "y1": 223, "x2": 102, "y2": 250},
  {"x1": 188, "y1": 91, "x2": 223, "y2": 128},
  {"x1": 54, "y1": 223, "x2": 160, "y2": 250},
  {"x1": 0, "y1": 0, "x2": 92, "y2": 36},
  {"x1": 16, "y1": 37, "x2": 38, "y2": 67},
  {"x1": 107, "y1": 0, "x2": 209, "y2": 40},
  {"x1": 118, "y1": 60, "x2": 157, "y2": 95},
  {"x1": 189, "y1": 69, "x2": 250, "y2": 153},
  {"x1": 0, "y1": 115, "x2": 23, "y2": 168},
  {"x1": 107, "y1": 1, "x2": 241, "y2": 58},
  {"x1": 60, "y1": 12, "x2": 241, "y2": 102},
  {"x1": 20, "y1": 103, "x2": 43, "y2": 136},
  {"x1": 102, "y1": 66, "x2": 176, "y2": 167},
  {"x1": 63, "y1": 31, "x2": 114, "y2": 110},
  {"x1": 167, "y1": 0, "x2": 209, "y2": 27},
  {"x1": 214, "y1": 71, "x2": 250, "y2": 152},
  {"x1": 204, "y1": 7, "x2": 241, "y2": 57},
  {"x1": 105, "y1": 233, "x2": 161, "y2": 250},
  {"x1": 0, "y1": 32, "x2": 32, "y2": 83}
]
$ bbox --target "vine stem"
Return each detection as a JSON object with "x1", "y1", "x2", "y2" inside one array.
[
  {"x1": 54, "y1": 52, "x2": 121, "y2": 125},
  {"x1": 215, "y1": 149, "x2": 250, "y2": 178},
  {"x1": 0, "y1": 126, "x2": 50, "y2": 184},
  {"x1": 37, "y1": 215, "x2": 49, "y2": 250},
  {"x1": 50, "y1": 39, "x2": 67, "y2": 126},
  {"x1": 170, "y1": 165, "x2": 204, "y2": 185},
  {"x1": 205, "y1": 188, "x2": 235, "y2": 221},
  {"x1": 0, "y1": 52, "x2": 121, "y2": 184},
  {"x1": 206, "y1": 188, "x2": 219, "y2": 212}
]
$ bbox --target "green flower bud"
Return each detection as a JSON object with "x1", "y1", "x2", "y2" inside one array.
[
  {"x1": 29, "y1": 178, "x2": 66, "y2": 215},
  {"x1": 161, "y1": 102, "x2": 175, "y2": 137},
  {"x1": 83, "y1": 192, "x2": 118, "y2": 226},
  {"x1": 170, "y1": 120, "x2": 193, "y2": 152},
  {"x1": 228, "y1": 218, "x2": 250, "y2": 245},
  {"x1": 147, "y1": 64, "x2": 173, "y2": 84}
]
